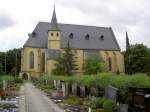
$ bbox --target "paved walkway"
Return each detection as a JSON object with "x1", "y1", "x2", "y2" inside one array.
[{"x1": 19, "y1": 83, "x2": 64, "y2": 112}]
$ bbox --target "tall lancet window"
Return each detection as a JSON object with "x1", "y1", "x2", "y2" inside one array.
[
  {"x1": 29, "y1": 51, "x2": 34, "y2": 69},
  {"x1": 108, "y1": 57, "x2": 112, "y2": 71},
  {"x1": 41, "y1": 52, "x2": 45, "y2": 72}
]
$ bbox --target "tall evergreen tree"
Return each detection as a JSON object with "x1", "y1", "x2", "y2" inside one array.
[
  {"x1": 52, "y1": 41, "x2": 77, "y2": 75},
  {"x1": 63, "y1": 41, "x2": 77, "y2": 75}
]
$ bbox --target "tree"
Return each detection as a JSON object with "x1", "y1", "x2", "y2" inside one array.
[
  {"x1": 0, "y1": 48, "x2": 21, "y2": 75},
  {"x1": 0, "y1": 63, "x2": 3, "y2": 74},
  {"x1": 52, "y1": 41, "x2": 77, "y2": 75},
  {"x1": 52, "y1": 57, "x2": 65, "y2": 75},
  {"x1": 83, "y1": 54, "x2": 105, "y2": 75},
  {"x1": 125, "y1": 44, "x2": 150, "y2": 74}
]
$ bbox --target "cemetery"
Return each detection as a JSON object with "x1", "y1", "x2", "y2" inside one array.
[
  {"x1": 32, "y1": 73, "x2": 150, "y2": 112},
  {"x1": 0, "y1": 76, "x2": 23, "y2": 112}
]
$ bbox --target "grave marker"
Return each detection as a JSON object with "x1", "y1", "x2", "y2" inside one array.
[{"x1": 105, "y1": 85, "x2": 118, "y2": 101}]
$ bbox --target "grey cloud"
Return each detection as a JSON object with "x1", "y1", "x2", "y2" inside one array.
[
  {"x1": 0, "y1": 14, "x2": 15, "y2": 30},
  {"x1": 57, "y1": 0, "x2": 150, "y2": 49}
]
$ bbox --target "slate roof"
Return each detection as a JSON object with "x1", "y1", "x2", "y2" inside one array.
[{"x1": 24, "y1": 22, "x2": 120, "y2": 51}]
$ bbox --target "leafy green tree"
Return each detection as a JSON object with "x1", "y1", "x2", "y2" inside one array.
[
  {"x1": 0, "y1": 63, "x2": 3, "y2": 74},
  {"x1": 52, "y1": 57, "x2": 65, "y2": 75},
  {"x1": 52, "y1": 42, "x2": 77, "y2": 75},
  {"x1": 0, "y1": 52, "x2": 5, "y2": 72},
  {"x1": 83, "y1": 54, "x2": 105, "y2": 75},
  {"x1": 0, "y1": 48, "x2": 21, "y2": 75},
  {"x1": 125, "y1": 44, "x2": 150, "y2": 74}
]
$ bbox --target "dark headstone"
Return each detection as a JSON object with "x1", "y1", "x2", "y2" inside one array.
[
  {"x1": 90, "y1": 86, "x2": 98, "y2": 96},
  {"x1": 105, "y1": 85, "x2": 118, "y2": 101}
]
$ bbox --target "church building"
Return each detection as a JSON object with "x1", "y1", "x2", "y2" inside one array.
[{"x1": 21, "y1": 8, "x2": 124, "y2": 79}]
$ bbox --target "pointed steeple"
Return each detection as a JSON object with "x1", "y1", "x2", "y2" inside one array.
[
  {"x1": 50, "y1": 6, "x2": 60, "y2": 31},
  {"x1": 126, "y1": 32, "x2": 130, "y2": 50}
]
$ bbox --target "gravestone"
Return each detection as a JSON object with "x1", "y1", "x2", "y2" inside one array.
[
  {"x1": 57, "y1": 80, "x2": 61, "y2": 90},
  {"x1": 105, "y1": 85, "x2": 118, "y2": 101},
  {"x1": 54, "y1": 80, "x2": 57, "y2": 89},
  {"x1": 118, "y1": 104, "x2": 128, "y2": 112},
  {"x1": 3, "y1": 80, "x2": 7, "y2": 91},
  {"x1": 62, "y1": 83, "x2": 65, "y2": 97},
  {"x1": 90, "y1": 86, "x2": 98, "y2": 96},
  {"x1": 62, "y1": 83, "x2": 69, "y2": 97},
  {"x1": 72, "y1": 83, "x2": 77, "y2": 95},
  {"x1": 65, "y1": 83, "x2": 69, "y2": 96},
  {"x1": 80, "y1": 85, "x2": 85, "y2": 97}
]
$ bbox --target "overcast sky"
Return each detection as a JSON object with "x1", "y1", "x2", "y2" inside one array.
[{"x1": 0, "y1": 0, "x2": 150, "y2": 52}]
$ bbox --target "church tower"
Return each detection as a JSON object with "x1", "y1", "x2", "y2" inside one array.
[{"x1": 48, "y1": 7, "x2": 61, "y2": 49}]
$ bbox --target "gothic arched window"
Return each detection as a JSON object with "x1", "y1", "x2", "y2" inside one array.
[
  {"x1": 41, "y1": 52, "x2": 45, "y2": 72},
  {"x1": 108, "y1": 57, "x2": 112, "y2": 71},
  {"x1": 29, "y1": 51, "x2": 34, "y2": 69}
]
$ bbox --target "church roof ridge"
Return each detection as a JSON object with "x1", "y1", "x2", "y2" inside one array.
[{"x1": 39, "y1": 21, "x2": 111, "y2": 29}]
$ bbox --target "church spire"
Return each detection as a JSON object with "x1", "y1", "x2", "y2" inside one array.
[
  {"x1": 126, "y1": 32, "x2": 130, "y2": 50},
  {"x1": 50, "y1": 6, "x2": 60, "y2": 31}
]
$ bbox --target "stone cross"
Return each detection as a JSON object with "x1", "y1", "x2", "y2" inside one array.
[{"x1": 105, "y1": 85, "x2": 118, "y2": 101}]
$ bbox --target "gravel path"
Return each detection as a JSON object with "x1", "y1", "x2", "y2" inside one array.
[{"x1": 19, "y1": 83, "x2": 64, "y2": 112}]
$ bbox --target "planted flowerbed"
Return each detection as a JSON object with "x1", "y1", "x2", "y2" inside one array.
[
  {"x1": 32, "y1": 73, "x2": 150, "y2": 112},
  {"x1": 0, "y1": 75, "x2": 23, "y2": 112}
]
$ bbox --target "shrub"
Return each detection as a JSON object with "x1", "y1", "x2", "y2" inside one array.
[
  {"x1": 63, "y1": 96, "x2": 82, "y2": 105},
  {"x1": 92, "y1": 97, "x2": 104, "y2": 109},
  {"x1": 35, "y1": 73, "x2": 150, "y2": 98},
  {"x1": 14, "y1": 77, "x2": 23, "y2": 83},
  {"x1": 103, "y1": 100, "x2": 117, "y2": 112},
  {"x1": 83, "y1": 54, "x2": 105, "y2": 75}
]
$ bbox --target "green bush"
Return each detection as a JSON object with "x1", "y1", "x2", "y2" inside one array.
[
  {"x1": 83, "y1": 54, "x2": 106, "y2": 75},
  {"x1": 103, "y1": 100, "x2": 117, "y2": 112},
  {"x1": 14, "y1": 77, "x2": 23, "y2": 83},
  {"x1": 92, "y1": 97, "x2": 104, "y2": 109},
  {"x1": 37, "y1": 73, "x2": 150, "y2": 90},
  {"x1": 63, "y1": 96, "x2": 82, "y2": 105}
]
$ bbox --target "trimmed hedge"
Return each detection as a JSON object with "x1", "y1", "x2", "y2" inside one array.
[{"x1": 35, "y1": 73, "x2": 150, "y2": 90}]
